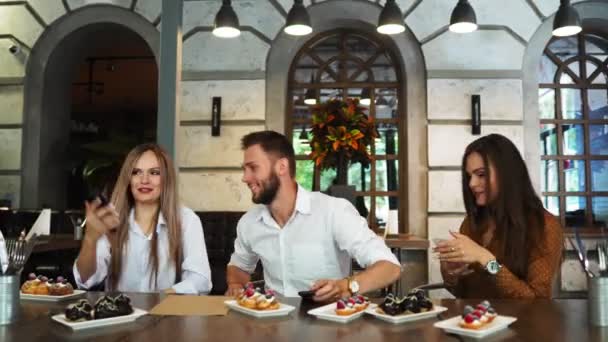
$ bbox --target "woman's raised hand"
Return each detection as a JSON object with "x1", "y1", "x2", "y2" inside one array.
[{"x1": 84, "y1": 198, "x2": 120, "y2": 241}]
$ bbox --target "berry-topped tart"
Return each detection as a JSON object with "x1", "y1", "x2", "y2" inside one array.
[
  {"x1": 335, "y1": 295, "x2": 370, "y2": 316},
  {"x1": 459, "y1": 300, "x2": 498, "y2": 329},
  {"x1": 21, "y1": 273, "x2": 74, "y2": 296},
  {"x1": 236, "y1": 283, "x2": 280, "y2": 310}
]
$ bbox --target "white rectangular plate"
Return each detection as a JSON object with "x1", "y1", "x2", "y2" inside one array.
[
  {"x1": 224, "y1": 300, "x2": 296, "y2": 318},
  {"x1": 21, "y1": 289, "x2": 86, "y2": 302},
  {"x1": 307, "y1": 302, "x2": 366, "y2": 323},
  {"x1": 434, "y1": 315, "x2": 518, "y2": 338},
  {"x1": 365, "y1": 304, "x2": 448, "y2": 324},
  {"x1": 51, "y1": 308, "x2": 147, "y2": 331}
]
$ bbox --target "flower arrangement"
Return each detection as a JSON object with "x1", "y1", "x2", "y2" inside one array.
[{"x1": 309, "y1": 98, "x2": 378, "y2": 185}]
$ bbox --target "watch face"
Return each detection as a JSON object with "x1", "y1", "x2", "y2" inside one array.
[
  {"x1": 487, "y1": 261, "x2": 500, "y2": 274},
  {"x1": 350, "y1": 280, "x2": 360, "y2": 293}
]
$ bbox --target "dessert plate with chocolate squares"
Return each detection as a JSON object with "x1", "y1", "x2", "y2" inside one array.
[
  {"x1": 365, "y1": 290, "x2": 448, "y2": 324},
  {"x1": 51, "y1": 294, "x2": 147, "y2": 330}
]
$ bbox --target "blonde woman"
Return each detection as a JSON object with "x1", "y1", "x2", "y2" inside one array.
[{"x1": 73, "y1": 143, "x2": 212, "y2": 294}]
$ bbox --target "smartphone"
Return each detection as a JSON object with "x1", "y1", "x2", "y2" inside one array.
[
  {"x1": 86, "y1": 192, "x2": 109, "y2": 206},
  {"x1": 298, "y1": 290, "x2": 316, "y2": 301}
]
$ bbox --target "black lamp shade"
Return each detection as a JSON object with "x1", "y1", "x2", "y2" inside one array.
[
  {"x1": 377, "y1": 0, "x2": 405, "y2": 35},
  {"x1": 285, "y1": 0, "x2": 312, "y2": 36},
  {"x1": 360, "y1": 88, "x2": 371, "y2": 106},
  {"x1": 213, "y1": 0, "x2": 240, "y2": 38},
  {"x1": 304, "y1": 88, "x2": 317, "y2": 105},
  {"x1": 552, "y1": 0, "x2": 582, "y2": 37},
  {"x1": 449, "y1": 0, "x2": 477, "y2": 33}
]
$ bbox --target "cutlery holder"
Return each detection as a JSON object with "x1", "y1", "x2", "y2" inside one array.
[
  {"x1": 588, "y1": 276, "x2": 608, "y2": 326},
  {"x1": 0, "y1": 274, "x2": 20, "y2": 325}
]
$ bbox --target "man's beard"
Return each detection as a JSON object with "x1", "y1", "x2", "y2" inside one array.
[{"x1": 252, "y1": 171, "x2": 280, "y2": 205}]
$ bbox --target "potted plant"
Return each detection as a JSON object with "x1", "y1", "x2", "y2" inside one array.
[{"x1": 309, "y1": 98, "x2": 378, "y2": 198}]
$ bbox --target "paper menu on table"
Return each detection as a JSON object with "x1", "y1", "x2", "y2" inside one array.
[
  {"x1": 149, "y1": 295, "x2": 231, "y2": 316},
  {"x1": 25, "y1": 209, "x2": 51, "y2": 241}
]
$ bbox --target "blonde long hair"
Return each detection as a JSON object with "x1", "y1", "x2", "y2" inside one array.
[{"x1": 108, "y1": 143, "x2": 182, "y2": 290}]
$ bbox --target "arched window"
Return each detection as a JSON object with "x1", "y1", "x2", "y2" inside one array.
[
  {"x1": 538, "y1": 32, "x2": 608, "y2": 231},
  {"x1": 287, "y1": 29, "x2": 404, "y2": 231}
]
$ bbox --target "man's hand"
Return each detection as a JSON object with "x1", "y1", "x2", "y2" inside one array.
[
  {"x1": 225, "y1": 283, "x2": 244, "y2": 297},
  {"x1": 310, "y1": 279, "x2": 350, "y2": 302}
]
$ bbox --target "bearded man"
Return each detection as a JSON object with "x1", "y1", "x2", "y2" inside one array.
[{"x1": 225, "y1": 131, "x2": 400, "y2": 302}]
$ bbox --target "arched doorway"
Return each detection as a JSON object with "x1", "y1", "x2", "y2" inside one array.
[
  {"x1": 265, "y1": 0, "x2": 426, "y2": 235},
  {"x1": 21, "y1": 5, "x2": 160, "y2": 209}
]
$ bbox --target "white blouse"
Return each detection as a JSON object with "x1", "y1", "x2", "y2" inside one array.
[{"x1": 73, "y1": 207, "x2": 212, "y2": 294}]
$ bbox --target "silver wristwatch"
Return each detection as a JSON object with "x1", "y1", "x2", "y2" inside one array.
[{"x1": 485, "y1": 259, "x2": 502, "y2": 275}]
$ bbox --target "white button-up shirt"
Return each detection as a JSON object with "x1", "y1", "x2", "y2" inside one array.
[
  {"x1": 229, "y1": 185, "x2": 400, "y2": 296},
  {"x1": 73, "y1": 207, "x2": 212, "y2": 294}
]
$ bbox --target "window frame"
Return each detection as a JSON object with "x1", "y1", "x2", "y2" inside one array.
[{"x1": 286, "y1": 28, "x2": 407, "y2": 232}]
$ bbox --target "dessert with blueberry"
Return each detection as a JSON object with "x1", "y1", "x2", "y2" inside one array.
[
  {"x1": 459, "y1": 300, "x2": 498, "y2": 329},
  {"x1": 48, "y1": 276, "x2": 75, "y2": 296},
  {"x1": 21, "y1": 273, "x2": 75, "y2": 296},
  {"x1": 236, "y1": 283, "x2": 280, "y2": 310},
  {"x1": 335, "y1": 298, "x2": 357, "y2": 316}
]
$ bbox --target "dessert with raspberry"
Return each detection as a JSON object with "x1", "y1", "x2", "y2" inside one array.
[
  {"x1": 458, "y1": 301, "x2": 498, "y2": 329},
  {"x1": 236, "y1": 283, "x2": 280, "y2": 310}
]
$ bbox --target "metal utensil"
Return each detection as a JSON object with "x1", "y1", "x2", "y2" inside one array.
[{"x1": 568, "y1": 236, "x2": 596, "y2": 278}]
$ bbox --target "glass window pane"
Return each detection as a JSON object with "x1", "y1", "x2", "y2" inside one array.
[
  {"x1": 548, "y1": 36, "x2": 578, "y2": 61},
  {"x1": 348, "y1": 162, "x2": 370, "y2": 191},
  {"x1": 320, "y1": 167, "x2": 336, "y2": 192},
  {"x1": 592, "y1": 197, "x2": 608, "y2": 227},
  {"x1": 376, "y1": 196, "x2": 389, "y2": 228},
  {"x1": 591, "y1": 72, "x2": 607, "y2": 85},
  {"x1": 590, "y1": 125, "x2": 608, "y2": 155},
  {"x1": 295, "y1": 160, "x2": 314, "y2": 191},
  {"x1": 540, "y1": 124, "x2": 558, "y2": 155},
  {"x1": 591, "y1": 161, "x2": 608, "y2": 192},
  {"x1": 541, "y1": 160, "x2": 559, "y2": 192},
  {"x1": 375, "y1": 123, "x2": 398, "y2": 155},
  {"x1": 561, "y1": 89, "x2": 582, "y2": 119},
  {"x1": 564, "y1": 160, "x2": 585, "y2": 192},
  {"x1": 543, "y1": 196, "x2": 560, "y2": 216},
  {"x1": 292, "y1": 128, "x2": 311, "y2": 155},
  {"x1": 374, "y1": 88, "x2": 398, "y2": 119},
  {"x1": 291, "y1": 90, "x2": 312, "y2": 120},
  {"x1": 539, "y1": 88, "x2": 556, "y2": 119},
  {"x1": 565, "y1": 196, "x2": 586, "y2": 227},
  {"x1": 588, "y1": 89, "x2": 608, "y2": 120},
  {"x1": 562, "y1": 124, "x2": 585, "y2": 155},
  {"x1": 567, "y1": 61, "x2": 580, "y2": 78},
  {"x1": 559, "y1": 72, "x2": 574, "y2": 84},
  {"x1": 538, "y1": 56, "x2": 558, "y2": 83},
  {"x1": 585, "y1": 61, "x2": 599, "y2": 81},
  {"x1": 584, "y1": 34, "x2": 608, "y2": 60},
  {"x1": 319, "y1": 88, "x2": 341, "y2": 103},
  {"x1": 354, "y1": 195, "x2": 370, "y2": 218},
  {"x1": 376, "y1": 160, "x2": 399, "y2": 191}
]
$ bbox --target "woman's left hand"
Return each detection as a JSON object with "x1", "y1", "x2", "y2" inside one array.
[{"x1": 433, "y1": 232, "x2": 495, "y2": 265}]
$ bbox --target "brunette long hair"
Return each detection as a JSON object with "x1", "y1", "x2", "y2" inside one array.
[
  {"x1": 108, "y1": 143, "x2": 182, "y2": 290},
  {"x1": 461, "y1": 134, "x2": 545, "y2": 279}
]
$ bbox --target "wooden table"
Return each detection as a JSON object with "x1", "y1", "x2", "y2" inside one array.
[{"x1": 3, "y1": 293, "x2": 607, "y2": 341}]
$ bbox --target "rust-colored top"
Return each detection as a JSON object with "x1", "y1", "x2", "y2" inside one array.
[{"x1": 452, "y1": 211, "x2": 564, "y2": 299}]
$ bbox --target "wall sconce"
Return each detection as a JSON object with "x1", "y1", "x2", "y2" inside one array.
[
  {"x1": 471, "y1": 94, "x2": 481, "y2": 135},
  {"x1": 212, "y1": 96, "x2": 221, "y2": 136}
]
